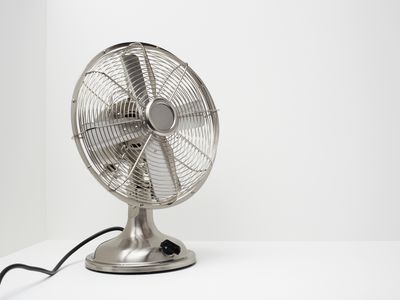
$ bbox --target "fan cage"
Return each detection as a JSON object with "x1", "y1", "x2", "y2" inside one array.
[{"x1": 71, "y1": 42, "x2": 219, "y2": 208}]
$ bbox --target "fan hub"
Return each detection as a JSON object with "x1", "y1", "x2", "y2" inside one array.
[{"x1": 145, "y1": 98, "x2": 177, "y2": 135}]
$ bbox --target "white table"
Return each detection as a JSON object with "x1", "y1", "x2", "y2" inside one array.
[{"x1": 1, "y1": 240, "x2": 400, "y2": 299}]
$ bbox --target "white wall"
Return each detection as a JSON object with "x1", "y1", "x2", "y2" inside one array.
[
  {"x1": 0, "y1": 0, "x2": 46, "y2": 255},
  {"x1": 46, "y1": 0, "x2": 400, "y2": 241}
]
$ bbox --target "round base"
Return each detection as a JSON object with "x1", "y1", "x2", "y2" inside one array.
[
  {"x1": 85, "y1": 207, "x2": 196, "y2": 274},
  {"x1": 85, "y1": 250, "x2": 196, "y2": 274}
]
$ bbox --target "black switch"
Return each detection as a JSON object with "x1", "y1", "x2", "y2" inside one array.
[{"x1": 160, "y1": 239, "x2": 181, "y2": 256}]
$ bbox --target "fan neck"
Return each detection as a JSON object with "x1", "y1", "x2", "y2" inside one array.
[{"x1": 121, "y1": 206, "x2": 161, "y2": 238}]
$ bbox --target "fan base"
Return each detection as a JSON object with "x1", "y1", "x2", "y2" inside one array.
[
  {"x1": 85, "y1": 206, "x2": 196, "y2": 274},
  {"x1": 85, "y1": 250, "x2": 196, "y2": 274}
]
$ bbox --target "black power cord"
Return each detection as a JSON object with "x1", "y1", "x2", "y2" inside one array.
[{"x1": 0, "y1": 226, "x2": 124, "y2": 286}]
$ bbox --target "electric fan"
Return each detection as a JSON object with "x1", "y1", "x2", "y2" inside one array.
[{"x1": 71, "y1": 42, "x2": 219, "y2": 273}]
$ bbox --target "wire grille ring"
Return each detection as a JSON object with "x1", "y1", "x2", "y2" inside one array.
[{"x1": 71, "y1": 42, "x2": 219, "y2": 208}]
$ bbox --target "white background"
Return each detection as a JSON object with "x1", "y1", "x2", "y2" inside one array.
[
  {"x1": 0, "y1": 0, "x2": 46, "y2": 255},
  {"x1": 2, "y1": 0, "x2": 400, "y2": 255}
]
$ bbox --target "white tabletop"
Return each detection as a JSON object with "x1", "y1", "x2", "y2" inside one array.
[{"x1": 0, "y1": 240, "x2": 399, "y2": 300}]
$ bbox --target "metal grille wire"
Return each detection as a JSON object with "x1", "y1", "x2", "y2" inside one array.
[{"x1": 72, "y1": 42, "x2": 219, "y2": 208}]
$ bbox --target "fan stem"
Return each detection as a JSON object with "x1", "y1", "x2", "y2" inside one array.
[{"x1": 123, "y1": 206, "x2": 161, "y2": 238}]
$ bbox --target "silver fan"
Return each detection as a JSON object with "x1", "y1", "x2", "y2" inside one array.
[{"x1": 71, "y1": 42, "x2": 219, "y2": 273}]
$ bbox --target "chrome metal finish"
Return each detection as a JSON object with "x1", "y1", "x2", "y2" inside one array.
[
  {"x1": 85, "y1": 206, "x2": 196, "y2": 273},
  {"x1": 145, "y1": 98, "x2": 178, "y2": 135},
  {"x1": 71, "y1": 42, "x2": 219, "y2": 208},
  {"x1": 71, "y1": 42, "x2": 218, "y2": 274}
]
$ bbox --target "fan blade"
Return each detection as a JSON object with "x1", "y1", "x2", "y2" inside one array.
[
  {"x1": 146, "y1": 137, "x2": 180, "y2": 199},
  {"x1": 160, "y1": 137, "x2": 181, "y2": 191},
  {"x1": 84, "y1": 117, "x2": 144, "y2": 154},
  {"x1": 121, "y1": 52, "x2": 180, "y2": 199},
  {"x1": 84, "y1": 117, "x2": 141, "y2": 130},
  {"x1": 121, "y1": 54, "x2": 149, "y2": 104},
  {"x1": 86, "y1": 127, "x2": 143, "y2": 151}
]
